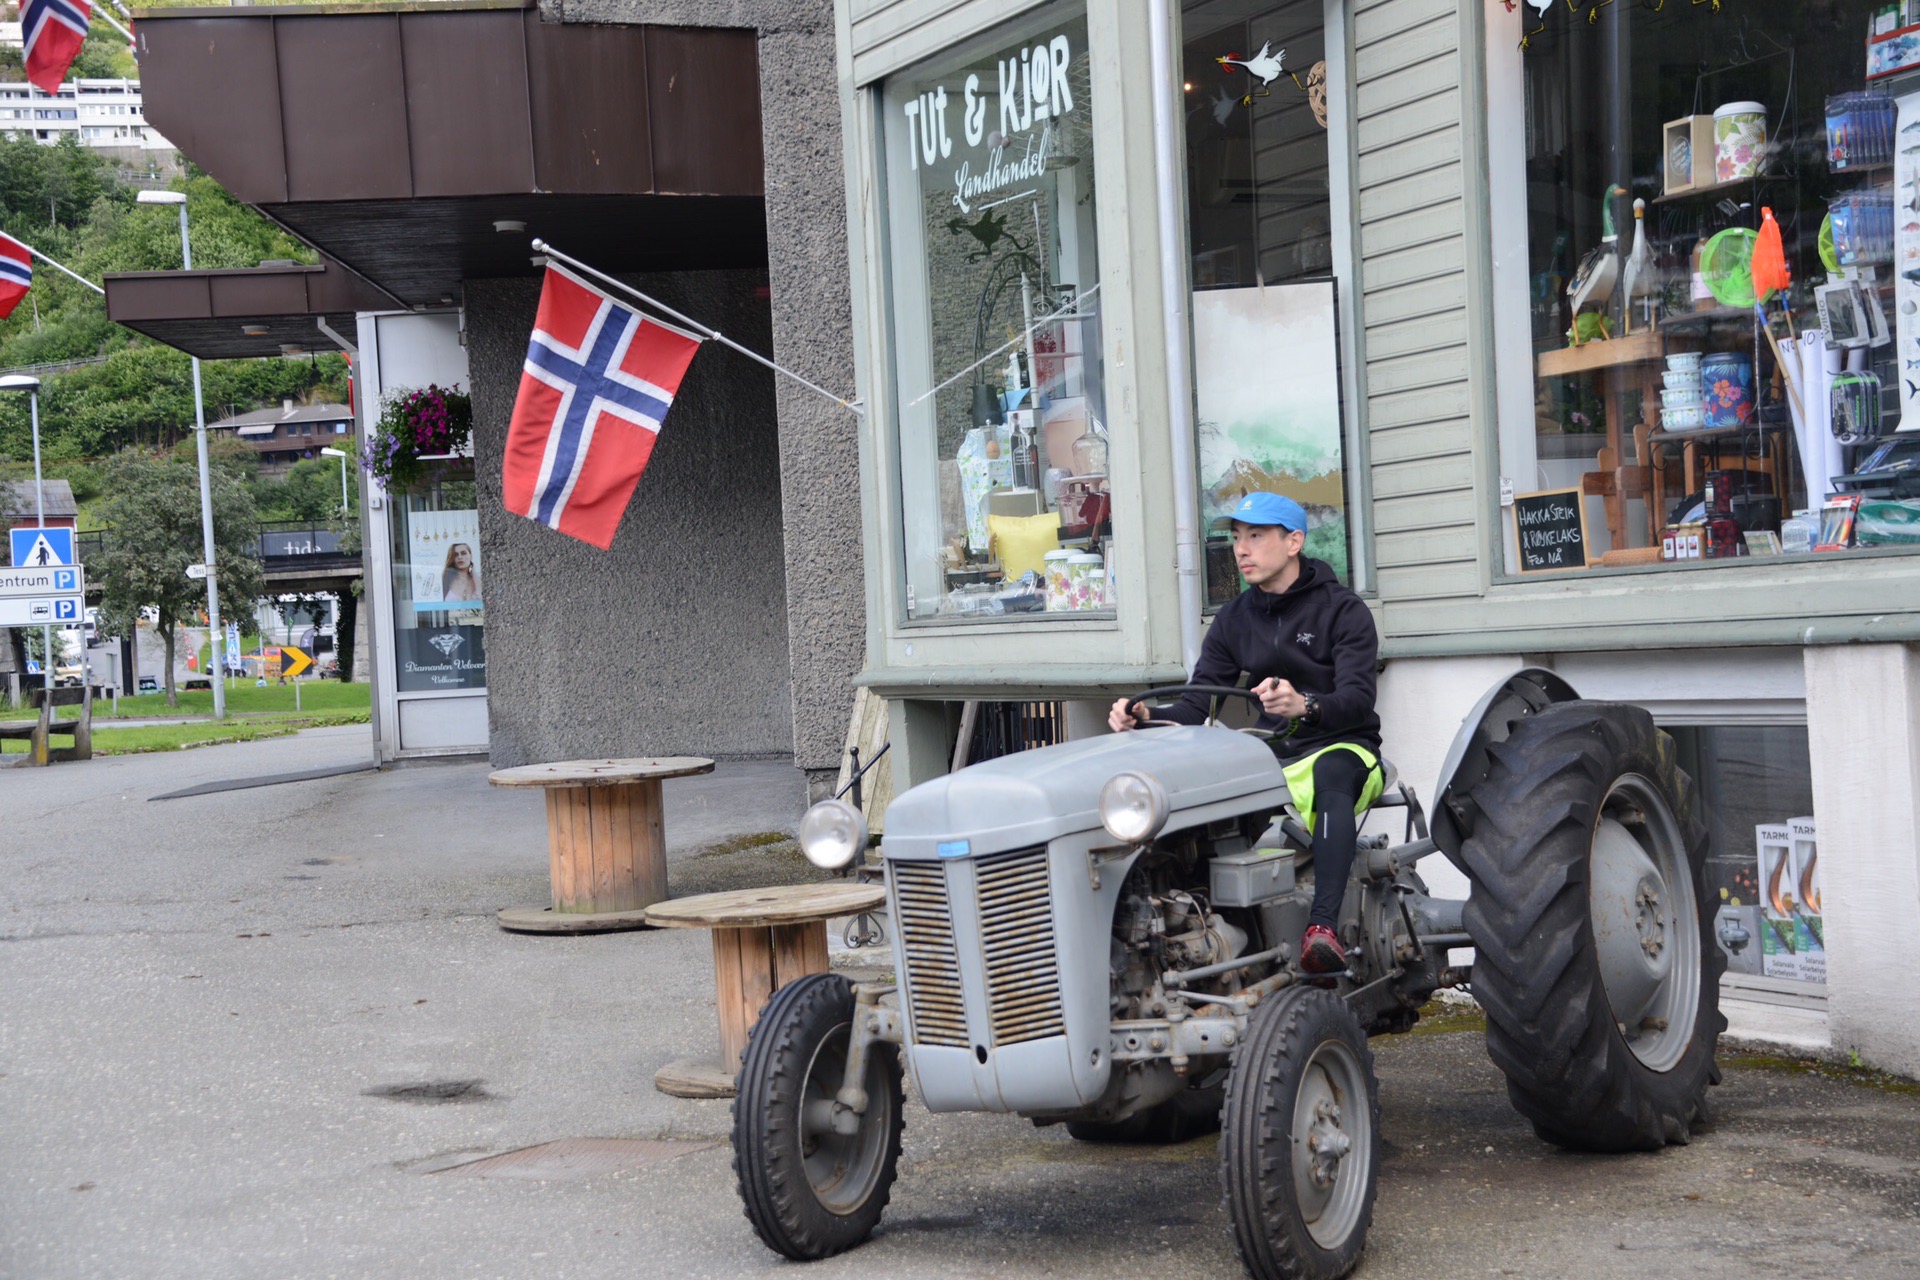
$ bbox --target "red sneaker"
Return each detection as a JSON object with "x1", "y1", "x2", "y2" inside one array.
[{"x1": 1300, "y1": 924, "x2": 1347, "y2": 975}]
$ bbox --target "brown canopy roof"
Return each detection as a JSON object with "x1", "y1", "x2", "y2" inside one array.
[{"x1": 130, "y1": 0, "x2": 769, "y2": 307}]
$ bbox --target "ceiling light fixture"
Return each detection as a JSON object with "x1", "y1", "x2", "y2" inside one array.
[
  {"x1": 493, "y1": 219, "x2": 526, "y2": 234},
  {"x1": 241, "y1": 323, "x2": 269, "y2": 337}
]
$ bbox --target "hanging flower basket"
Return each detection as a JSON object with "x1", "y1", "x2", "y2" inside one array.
[{"x1": 361, "y1": 384, "x2": 473, "y2": 493}]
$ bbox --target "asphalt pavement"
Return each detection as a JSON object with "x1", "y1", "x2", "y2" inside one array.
[{"x1": 3, "y1": 726, "x2": 1917, "y2": 1279}]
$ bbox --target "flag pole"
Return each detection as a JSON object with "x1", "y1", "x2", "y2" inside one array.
[
  {"x1": 530, "y1": 238, "x2": 863, "y2": 416},
  {"x1": 93, "y1": 8, "x2": 134, "y2": 43},
  {"x1": 10, "y1": 239, "x2": 105, "y2": 295}
]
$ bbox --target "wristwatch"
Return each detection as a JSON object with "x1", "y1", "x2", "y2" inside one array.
[{"x1": 1301, "y1": 693, "x2": 1322, "y2": 725}]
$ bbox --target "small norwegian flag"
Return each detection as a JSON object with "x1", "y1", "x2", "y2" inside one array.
[
  {"x1": 0, "y1": 234, "x2": 32, "y2": 320},
  {"x1": 22, "y1": 0, "x2": 93, "y2": 97},
  {"x1": 503, "y1": 264, "x2": 703, "y2": 549}
]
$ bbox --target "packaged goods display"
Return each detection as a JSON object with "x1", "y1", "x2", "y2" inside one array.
[{"x1": 1513, "y1": 2, "x2": 1920, "y2": 576}]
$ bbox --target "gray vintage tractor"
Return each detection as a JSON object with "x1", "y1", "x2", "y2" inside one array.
[{"x1": 730, "y1": 670, "x2": 1725, "y2": 1279}]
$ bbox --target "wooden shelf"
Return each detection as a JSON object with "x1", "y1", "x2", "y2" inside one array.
[
  {"x1": 1660, "y1": 305, "x2": 1756, "y2": 330},
  {"x1": 1536, "y1": 329, "x2": 1664, "y2": 377},
  {"x1": 1654, "y1": 171, "x2": 1794, "y2": 204}
]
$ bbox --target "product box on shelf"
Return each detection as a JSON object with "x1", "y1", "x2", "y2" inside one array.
[{"x1": 1662, "y1": 116, "x2": 1717, "y2": 195}]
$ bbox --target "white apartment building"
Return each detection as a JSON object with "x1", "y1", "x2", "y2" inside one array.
[{"x1": 0, "y1": 76, "x2": 175, "y2": 161}]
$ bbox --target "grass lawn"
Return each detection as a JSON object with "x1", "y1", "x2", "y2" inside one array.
[
  {"x1": 1, "y1": 708, "x2": 369, "y2": 756},
  {"x1": 96, "y1": 680, "x2": 371, "y2": 720}
]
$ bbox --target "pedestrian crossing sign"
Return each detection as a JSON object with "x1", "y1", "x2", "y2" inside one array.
[{"x1": 10, "y1": 527, "x2": 73, "y2": 568}]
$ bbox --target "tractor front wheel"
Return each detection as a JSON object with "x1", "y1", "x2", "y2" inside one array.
[
  {"x1": 731, "y1": 973, "x2": 904, "y2": 1260},
  {"x1": 1221, "y1": 985, "x2": 1379, "y2": 1280},
  {"x1": 1460, "y1": 700, "x2": 1725, "y2": 1151}
]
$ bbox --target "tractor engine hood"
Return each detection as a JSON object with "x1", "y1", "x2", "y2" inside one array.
[{"x1": 883, "y1": 725, "x2": 1288, "y2": 860}]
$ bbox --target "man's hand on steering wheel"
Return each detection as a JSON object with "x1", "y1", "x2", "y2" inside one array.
[
  {"x1": 1252, "y1": 677, "x2": 1309, "y2": 720},
  {"x1": 1107, "y1": 697, "x2": 1149, "y2": 733}
]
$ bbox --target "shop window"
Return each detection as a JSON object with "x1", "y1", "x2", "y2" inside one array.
[
  {"x1": 1182, "y1": 0, "x2": 1351, "y2": 605},
  {"x1": 1668, "y1": 723, "x2": 1823, "y2": 991},
  {"x1": 1491, "y1": 0, "x2": 1920, "y2": 575},
  {"x1": 880, "y1": 3, "x2": 1112, "y2": 622},
  {"x1": 388, "y1": 461, "x2": 486, "y2": 693}
]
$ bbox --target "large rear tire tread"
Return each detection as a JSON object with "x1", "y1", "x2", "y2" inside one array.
[
  {"x1": 730, "y1": 972, "x2": 904, "y2": 1261},
  {"x1": 1220, "y1": 985, "x2": 1379, "y2": 1280},
  {"x1": 1459, "y1": 701, "x2": 1726, "y2": 1153}
]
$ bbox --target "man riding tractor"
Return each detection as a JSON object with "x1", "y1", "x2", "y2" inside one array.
[{"x1": 1110, "y1": 491, "x2": 1382, "y2": 976}]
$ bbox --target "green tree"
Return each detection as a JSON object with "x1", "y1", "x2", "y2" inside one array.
[
  {"x1": 91, "y1": 447, "x2": 263, "y2": 706},
  {"x1": 257, "y1": 456, "x2": 357, "y2": 524}
]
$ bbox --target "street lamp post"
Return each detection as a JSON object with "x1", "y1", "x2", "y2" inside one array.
[
  {"x1": 318, "y1": 446, "x2": 350, "y2": 514},
  {"x1": 138, "y1": 190, "x2": 225, "y2": 719},
  {"x1": 0, "y1": 374, "x2": 51, "y2": 691}
]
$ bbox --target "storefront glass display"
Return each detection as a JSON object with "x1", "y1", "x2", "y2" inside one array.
[
  {"x1": 388, "y1": 460, "x2": 487, "y2": 692},
  {"x1": 1491, "y1": 0, "x2": 1920, "y2": 574},
  {"x1": 880, "y1": 3, "x2": 1111, "y2": 622},
  {"x1": 1181, "y1": 0, "x2": 1350, "y2": 605},
  {"x1": 1669, "y1": 723, "x2": 1822, "y2": 988}
]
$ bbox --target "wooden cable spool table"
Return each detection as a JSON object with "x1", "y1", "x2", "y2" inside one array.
[
  {"x1": 490, "y1": 757, "x2": 714, "y2": 934},
  {"x1": 647, "y1": 882, "x2": 888, "y2": 1099}
]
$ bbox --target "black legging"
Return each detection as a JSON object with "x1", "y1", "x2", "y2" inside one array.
[{"x1": 1305, "y1": 747, "x2": 1376, "y2": 929}]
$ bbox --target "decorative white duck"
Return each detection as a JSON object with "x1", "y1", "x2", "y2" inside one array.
[
  {"x1": 1217, "y1": 43, "x2": 1286, "y2": 106},
  {"x1": 1620, "y1": 196, "x2": 1655, "y2": 334},
  {"x1": 1521, "y1": 0, "x2": 1554, "y2": 49},
  {"x1": 1567, "y1": 183, "x2": 1626, "y2": 346}
]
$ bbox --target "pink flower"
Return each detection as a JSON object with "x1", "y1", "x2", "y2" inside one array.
[{"x1": 1713, "y1": 378, "x2": 1736, "y2": 406}]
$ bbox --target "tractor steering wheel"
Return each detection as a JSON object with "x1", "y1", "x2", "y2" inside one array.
[{"x1": 1124, "y1": 685, "x2": 1297, "y2": 739}]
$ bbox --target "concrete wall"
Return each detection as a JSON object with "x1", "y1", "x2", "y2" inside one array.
[
  {"x1": 466, "y1": 270, "x2": 795, "y2": 765},
  {"x1": 555, "y1": 0, "x2": 865, "y2": 788},
  {"x1": 1806, "y1": 643, "x2": 1920, "y2": 1079}
]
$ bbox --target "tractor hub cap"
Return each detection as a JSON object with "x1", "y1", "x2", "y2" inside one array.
[
  {"x1": 1291, "y1": 1040, "x2": 1372, "y2": 1249},
  {"x1": 1588, "y1": 775, "x2": 1701, "y2": 1073}
]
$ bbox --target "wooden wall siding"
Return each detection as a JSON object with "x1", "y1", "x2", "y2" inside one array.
[
  {"x1": 848, "y1": 0, "x2": 1035, "y2": 84},
  {"x1": 1354, "y1": 0, "x2": 1481, "y2": 604}
]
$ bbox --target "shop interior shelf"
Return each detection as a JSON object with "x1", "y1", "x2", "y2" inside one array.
[
  {"x1": 1536, "y1": 329, "x2": 1664, "y2": 377},
  {"x1": 1654, "y1": 171, "x2": 1797, "y2": 204},
  {"x1": 1660, "y1": 305, "x2": 1757, "y2": 330}
]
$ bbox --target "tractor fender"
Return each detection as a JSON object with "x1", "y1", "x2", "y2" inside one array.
[{"x1": 1429, "y1": 667, "x2": 1581, "y2": 867}]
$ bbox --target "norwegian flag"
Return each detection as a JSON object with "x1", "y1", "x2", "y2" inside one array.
[
  {"x1": 0, "y1": 234, "x2": 32, "y2": 320},
  {"x1": 503, "y1": 264, "x2": 703, "y2": 549},
  {"x1": 22, "y1": 0, "x2": 92, "y2": 97}
]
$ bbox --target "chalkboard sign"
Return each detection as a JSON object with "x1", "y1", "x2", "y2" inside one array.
[{"x1": 1512, "y1": 486, "x2": 1588, "y2": 572}]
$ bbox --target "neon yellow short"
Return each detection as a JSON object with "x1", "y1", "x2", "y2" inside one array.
[{"x1": 1280, "y1": 743, "x2": 1383, "y2": 832}]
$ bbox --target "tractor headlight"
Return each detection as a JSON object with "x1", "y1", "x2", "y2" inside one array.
[
  {"x1": 1100, "y1": 771, "x2": 1169, "y2": 844},
  {"x1": 798, "y1": 798, "x2": 868, "y2": 870}
]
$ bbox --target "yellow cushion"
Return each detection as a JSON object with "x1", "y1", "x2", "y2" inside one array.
[{"x1": 988, "y1": 510, "x2": 1062, "y2": 580}]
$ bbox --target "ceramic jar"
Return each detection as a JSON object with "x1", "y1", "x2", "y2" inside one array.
[
  {"x1": 1700, "y1": 351, "x2": 1755, "y2": 427},
  {"x1": 1714, "y1": 102, "x2": 1767, "y2": 182},
  {"x1": 1067, "y1": 552, "x2": 1104, "y2": 609},
  {"x1": 1043, "y1": 550, "x2": 1074, "y2": 611}
]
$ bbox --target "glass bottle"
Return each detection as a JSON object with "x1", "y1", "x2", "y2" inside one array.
[{"x1": 1071, "y1": 420, "x2": 1108, "y2": 479}]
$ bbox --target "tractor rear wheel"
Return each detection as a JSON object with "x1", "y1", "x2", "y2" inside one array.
[
  {"x1": 1460, "y1": 701, "x2": 1725, "y2": 1151},
  {"x1": 1221, "y1": 985, "x2": 1378, "y2": 1280}
]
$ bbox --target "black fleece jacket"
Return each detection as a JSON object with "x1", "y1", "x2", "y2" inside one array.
[{"x1": 1156, "y1": 557, "x2": 1381, "y2": 755}]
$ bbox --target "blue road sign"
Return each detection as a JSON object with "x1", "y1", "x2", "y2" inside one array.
[
  {"x1": 10, "y1": 527, "x2": 74, "y2": 568},
  {"x1": 53, "y1": 598, "x2": 80, "y2": 622},
  {"x1": 53, "y1": 567, "x2": 78, "y2": 591}
]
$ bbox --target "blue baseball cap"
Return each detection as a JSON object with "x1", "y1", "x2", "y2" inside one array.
[{"x1": 1217, "y1": 491, "x2": 1307, "y2": 532}]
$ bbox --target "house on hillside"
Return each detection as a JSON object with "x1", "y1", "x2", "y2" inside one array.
[
  {"x1": 209, "y1": 401, "x2": 354, "y2": 477},
  {"x1": 3, "y1": 478, "x2": 77, "y2": 550}
]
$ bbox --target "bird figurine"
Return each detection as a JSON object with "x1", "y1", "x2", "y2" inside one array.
[
  {"x1": 1521, "y1": 0, "x2": 1554, "y2": 47},
  {"x1": 1620, "y1": 197, "x2": 1655, "y2": 334},
  {"x1": 1566, "y1": 183, "x2": 1626, "y2": 346},
  {"x1": 1216, "y1": 43, "x2": 1288, "y2": 106}
]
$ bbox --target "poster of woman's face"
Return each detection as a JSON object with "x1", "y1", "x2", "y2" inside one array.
[{"x1": 410, "y1": 509, "x2": 484, "y2": 612}]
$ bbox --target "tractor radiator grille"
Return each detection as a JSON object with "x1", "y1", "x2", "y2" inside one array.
[
  {"x1": 976, "y1": 848, "x2": 1065, "y2": 1046},
  {"x1": 890, "y1": 859, "x2": 968, "y2": 1048}
]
